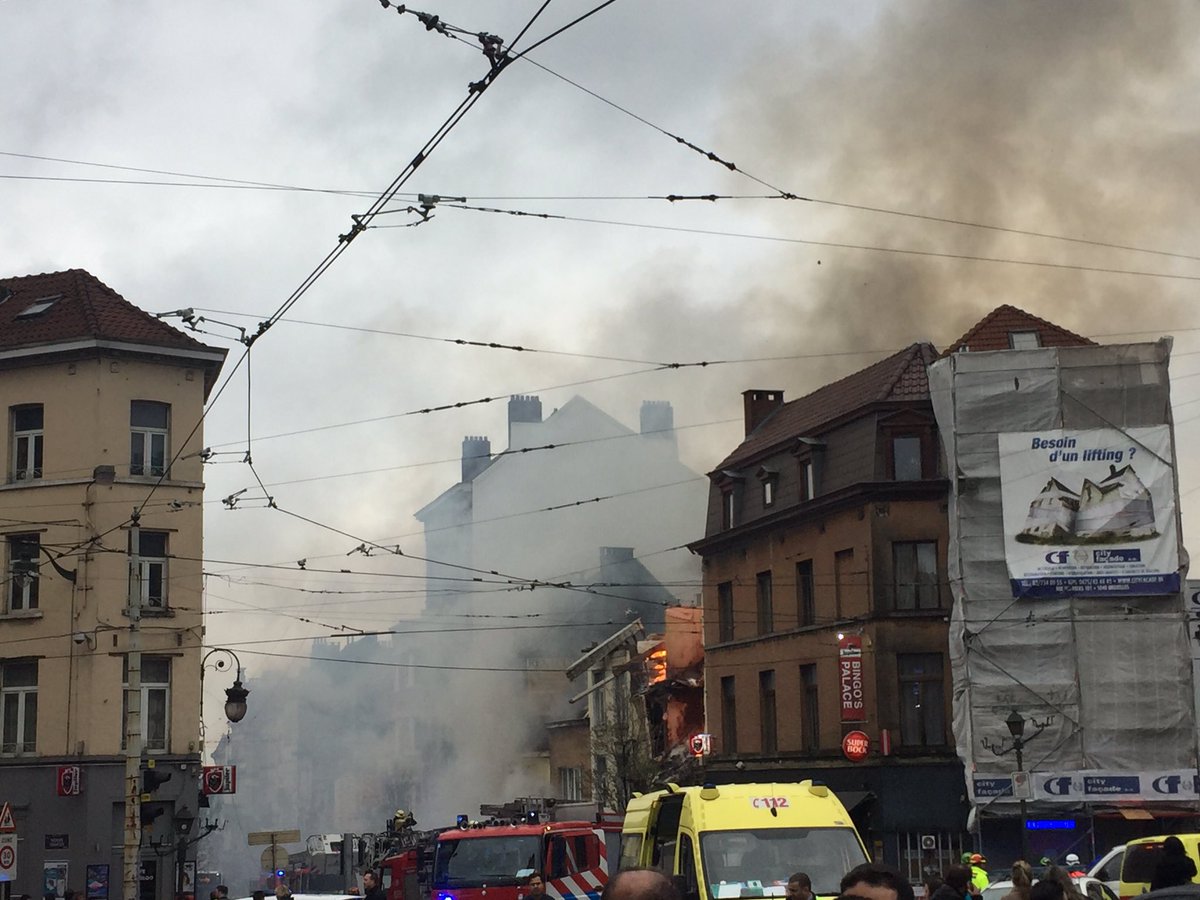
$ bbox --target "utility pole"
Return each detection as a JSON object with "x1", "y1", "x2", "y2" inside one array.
[{"x1": 123, "y1": 511, "x2": 143, "y2": 900}]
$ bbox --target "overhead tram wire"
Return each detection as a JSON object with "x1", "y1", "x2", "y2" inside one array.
[
  {"x1": 375, "y1": 202, "x2": 1200, "y2": 284},
  {"x1": 122, "y1": 0, "x2": 619, "y2": 520},
  {"x1": 485, "y1": 46, "x2": 1200, "y2": 266}
]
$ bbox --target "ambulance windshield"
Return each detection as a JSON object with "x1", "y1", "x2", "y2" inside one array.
[{"x1": 699, "y1": 828, "x2": 867, "y2": 898}]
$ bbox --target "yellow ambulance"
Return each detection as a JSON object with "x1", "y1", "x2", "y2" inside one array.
[{"x1": 619, "y1": 782, "x2": 869, "y2": 900}]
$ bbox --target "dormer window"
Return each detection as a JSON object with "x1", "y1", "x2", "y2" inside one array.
[
  {"x1": 757, "y1": 466, "x2": 779, "y2": 508},
  {"x1": 1009, "y1": 330, "x2": 1040, "y2": 350},
  {"x1": 721, "y1": 488, "x2": 736, "y2": 530},
  {"x1": 799, "y1": 458, "x2": 815, "y2": 500},
  {"x1": 892, "y1": 435, "x2": 923, "y2": 481},
  {"x1": 15, "y1": 295, "x2": 60, "y2": 319}
]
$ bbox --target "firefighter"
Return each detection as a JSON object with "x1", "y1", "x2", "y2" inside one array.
[{"x1": 969, "y1": 855, "x2": 990, "y2": 892}]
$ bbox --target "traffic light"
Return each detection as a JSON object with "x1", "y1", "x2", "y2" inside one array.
[{"x1": 140, "y1": 760, "x2": 172, "y2": 829}]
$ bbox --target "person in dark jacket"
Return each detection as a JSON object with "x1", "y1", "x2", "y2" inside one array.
[
  {"x1": 1152, "y1": 837, "x2": 1198, "y2": 891},
  {"x1": 930, "y1": 866, "x2": 972, "y2": 900},
  {"x1": 363, "y1": 870, "x2": 387, "y2": 900}
]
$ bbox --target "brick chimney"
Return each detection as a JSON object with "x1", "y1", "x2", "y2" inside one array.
[
  {"x1": 461, "y1": 435, "x2": 491, "y2": 482},
  {"x1": 742, "y1": 389, "x2": 784, "y2": 436},
  {"x1": 640, "y1": 400, "x2": 674, "y2": 437},
  {"x1": 508, "y1": 394, "x2": 542, "y2": 446}
]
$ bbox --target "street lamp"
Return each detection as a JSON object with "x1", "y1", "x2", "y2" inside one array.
[
  {"x1": 201, "y1": 648, "x2": 250, "y2": 726},
  {"x1": 1005, "y1": 710, "x2": 1031, "y2": 864}
]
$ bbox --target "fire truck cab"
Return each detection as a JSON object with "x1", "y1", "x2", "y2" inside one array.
[{"x1": 432, "y1": 820, "x2": 620, "y2": 900}]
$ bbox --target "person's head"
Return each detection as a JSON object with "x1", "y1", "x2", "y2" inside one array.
[
  {"x1": 363, "y1": 871, "x2": 380, "y2": 892},
  {"x1": 1030, "y1": 881, "x2": 1063, "y2": 900},
  {"x1": 961, "y1": 854, "x2": 972, "y2": 865},
  {"x1": 840, "y1": 863, "x2": 915, "y2": 900},
  {"x1": 1011, "y1": 861, "x2": 1033, "y2": 891},
  {"x1": 600, "y1": 869, "x2": 681, "y2": 900},
  {"x1": 943, "y1": 866, "x2": 972, "y2": 894},
  {"x1": 787, "y1": 873, "x2": 813, "y2": 900},
  {"x1": 1064, "y1": 855, "x2": 1079, "y2": 867},
  {"x1": 970, "y1": 854, "x2": 986, "y2": 868},
  {"x1": 275, "y1": 885, "x2": 292, "y2": 900},
  {"x1": 217, "y1": 887, "x2": 229, "y2": 899},
  {"x1": 252, "y1": 891, "x2": 266, "y2": 900},
  {"x1": 1164, "y1": 837, "x2": 1187, "y2": 857},
  {"x1": 525, "y1": 874, "x2": 546, "y2": 897},
  {"x1": 210, "y1": 892, "x2": 219, "y2": 900}
]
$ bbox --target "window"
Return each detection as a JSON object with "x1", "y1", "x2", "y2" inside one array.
[
  {"x1": 800, "y1": 664, "x2": 819, "y2": 751},
  {"x1": 762, "y1": 475, "x2": 777, "y2": 507},
  {"x1": 834, "y1": 549, "x2": 854, "y2": 618},
  {"x1": 1, "y1": 660, "x2": 37, "y2": 754},
  {"x1": 717, "y1": 581, "x2": 734, "y2": 643},
  {"x1": 892, "y1": 435, "x2": 923, "y2": 481},
  {"x1": 721, "y1": 489, "x2": 735, "y2": 530},
  {"x1": 799, "y1": 459, "x2": 815, "y2": 501},
  {"x1": 11, "y1": 405, "x2": 43, "y2": 481},
  {"x1": 130, "y1": 401, "x2": 170, "y2": 477},
  {"x1": 898, "y1": 654, "x2": 945, "y2": 747},
  {"x1": 756, "y1": 571, "x2": 773, "y2": 634},
  {"x1": 720, "y1": 675, "x2": 737, "y2": 754},
  {"x1": 559, "y1": 766, "x2": 583, "y2": 802},
  {"x1": 1009, "y1": 330, "x2": 1041, "y2": 350},
  {"x1": 759, "y1": 670, "x2": 777, "y2": 755},
  {"x1": 893, "y1": 541, "x2": 940, "y2": 610},
  {"x1": 7, "y1": 535, "x2": 39, "y2": 612},
  {"x1": 123, "y1": 656, "x2": 171, "y2": 752},
  {"x1": 796, "y1": 560, "x2": 815, "y2": 626},
  {"x1": 130, "y1": 531, "x2": 169, "y2": 609}
]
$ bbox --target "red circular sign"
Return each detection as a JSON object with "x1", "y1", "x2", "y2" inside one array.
[
  {"x1": 1, "y1": 845, "x2": 14, "y2": 868},
  {"x1": 842, "y1": 730, "x2": 871, "y2": 762}
]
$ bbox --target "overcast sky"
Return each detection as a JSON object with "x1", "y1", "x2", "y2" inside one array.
[{"x1": 3, "y1": 1, "x2": 1200, "y2": 708}]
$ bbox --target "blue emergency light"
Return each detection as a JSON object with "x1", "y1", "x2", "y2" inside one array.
[{"x1": 1026, "y1": 819, "x2": 1076, "y2": 830}]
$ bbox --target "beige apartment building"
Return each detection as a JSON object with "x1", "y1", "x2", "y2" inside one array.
[{"x1": 0, "y1": 269, "x2": 225, "y2": 900}]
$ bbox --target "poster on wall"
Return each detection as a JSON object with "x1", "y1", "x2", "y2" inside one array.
[
  {"x1": 86, "y1": 864, "x2": 110, "y2": 900},
  {"x1": 998, "y1": 426, "x2": 1179, "y2": 598},
  {"x1": 44, "y1": 861, "x2": 68, "y2": 899}
]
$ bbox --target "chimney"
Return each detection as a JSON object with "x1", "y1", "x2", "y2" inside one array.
[
  {"x1": 508, "y1": 394, "x2": 542, "y2": 446},
  {"x1": 461, "y1": 436, "x2": 491, "y2": 482},
  {"x1": 640, "y1": 400, "x2": 674, "y2": 438},
  {"x1": 742, "y1": 389, "x2": 784, "y2": 436},
  {"x1": 600, "y1": 547, "x2": 635, "y2": 570}
]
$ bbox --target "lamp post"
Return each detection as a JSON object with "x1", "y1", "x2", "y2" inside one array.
[
  {"x1": 1006, "y1": 710, "x2": 1031, "y2": 865},
  {"x1": 201, "y1": 648, "x2": 250, "y2": 730}
]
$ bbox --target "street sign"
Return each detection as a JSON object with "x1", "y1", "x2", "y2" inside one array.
[
  {"x1": 0, "y1": 833, "x2": 17, "y2": 881},
  {"x1": 248, "y1": 830, "x2": 300, "y2": 846},
  {"x1": 688, "y1": 733, "x2": 711, "y2": 757},
  {"x1": 57, "y1": 766, "x2": 83, "y2": 796},
  {"x1": 1013, "y1": 770, "x2": 1033, "y2": 800},
  {"x1": 260, "y1": 846, "x2": 288, "y2": 871},
  {"x1": 202, "y1": 766, "x2": 236, "y2": 795},
  {"x1": 0, "y1": 803, "x2": 14, "y2": 832}
]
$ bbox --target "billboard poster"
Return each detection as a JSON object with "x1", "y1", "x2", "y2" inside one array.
[
  {"x1": 839, "y1": 634, "x2": 865, "y2": 722},
  {"x1": 971, "y1": 769, "x2": 1200, "y2": 803},
  {"x1": 86, "y1": 864, "x2": 109, "y2": 900},
  {"x1": 44, "y1": 861, "x2": 68, "y2": 899},
  {"x1": 998, "y1": 426, "x2": 1179, "y2": 598}
]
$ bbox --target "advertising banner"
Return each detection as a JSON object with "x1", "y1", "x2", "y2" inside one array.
[
  {"x1": 971, "y1": 769, "x2": 1200, "y2": 803},
  {"x1": 998, "y1": 426, "x2": 1179, "y2": 598},
  {"x1": 839, "y1": 634, "x2": 865, "y2": 722}
]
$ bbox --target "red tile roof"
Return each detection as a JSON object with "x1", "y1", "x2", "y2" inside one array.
[
  {"x1": 0, "y1": 269, "x2": 221, "y2": 355},
  {"x1": 714, "y1": 342, "x2": 939, "y2": 471},
  {"x1": 942, "y1": 304, "x2": 1095, "y2": 355}
]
